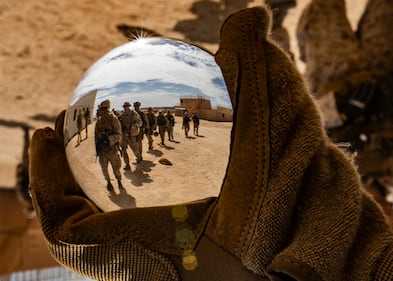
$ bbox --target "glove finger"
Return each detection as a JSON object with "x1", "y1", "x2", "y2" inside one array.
[
  {"x1": 208, "y1": 6, "x2": 273, "y2": 259},
  {"x1": 210, "y1": 6, "x2": 393, "y2": 281},
  {"x1": 30, "y1": 111, "x2": 96, "y2": 231},
  {"x1": 31, "y1": 113, "x2": 183, "y2": 280},
  {"x1": 210, "y1": 4, "x2": 347, "y2": 271}
]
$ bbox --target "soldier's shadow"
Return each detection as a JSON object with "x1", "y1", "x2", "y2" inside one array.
[
  {"x1": 147, "y1": 149, "x2": 164, "y2": 157},
  {"x1": 162, "y1": 144, "x2": 175, "y2": 150},
  {"x1": 124, "y1": 162, "x2": 154, "y2": 187},
  {"x1": 108, "y1": 187, "x2": 136, "y2": 208},
  {"x1": 140, "y1": 159, "x2": 155, "y2": 172}
]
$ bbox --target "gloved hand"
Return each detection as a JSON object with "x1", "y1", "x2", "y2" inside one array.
[{"x1": 30, "y1": 5, "x2": 393, "y2": 281}]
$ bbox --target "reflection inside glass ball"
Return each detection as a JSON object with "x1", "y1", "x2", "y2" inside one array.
[{"x1": 63, "y1": 37, "x2": 232, "y2": 211}]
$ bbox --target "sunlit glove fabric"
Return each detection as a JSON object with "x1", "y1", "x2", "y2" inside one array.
[
  {"x1": 29, "y1": 5, "x2": 393, "y2": 281},
  {"x1": 205, "y1": 5, "x2": 393, "y2": 281}
]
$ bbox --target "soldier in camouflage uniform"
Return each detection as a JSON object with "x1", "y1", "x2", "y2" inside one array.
[
  {"x1": 95, "y1": 100, "x2": 123, "y2": 191},
  {"x1": 146, "y1": 107, "x2": 157, "y2": 150},
  {"x1": 119, "y1": 101, "x2": 143, "y2": 170},
  {"x1": 76, "y1": 109, "x2": 83, "y2": 144},
  {"x1": 156, "y1": 111, "x2": 169, "y2": 145},
  {"x1": 133, "y1": 101, "x2": 149, "y2": 159}
]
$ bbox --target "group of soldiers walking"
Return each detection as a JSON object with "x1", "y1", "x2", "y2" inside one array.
[{"x1": 94, "y1": 99, "x2": 199, "y2": 192}]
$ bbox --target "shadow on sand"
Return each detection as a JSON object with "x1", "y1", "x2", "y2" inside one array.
[
  {"x1": 108, "y1": 186, "x2": 136, "y2": 208},
  {"x1": 147, "y1": 149, "x2": 164, "y2": 157},
  {"x1": 124, "y1": 161, "x2": 155, "y2": 187}
]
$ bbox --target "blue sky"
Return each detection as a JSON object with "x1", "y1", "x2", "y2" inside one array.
[{"x1": 69, "y1": 37, "x2": 231, "y2": 111}]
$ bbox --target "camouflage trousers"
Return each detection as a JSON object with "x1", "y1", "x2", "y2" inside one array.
[
  {"x1": 146, "y1": 130, "x2": 154, "y2": 149},
  {"x1": 98, "y1": 145, "x2": 121, "y2": 182},
  {"x1": 158, "y1": 125, "x2": 167, "y2": 144},
  {"x1": 167, "y1": 125, "x2": 174, "y2": 140},
  {"x1": 122, "y1": 134, "x2": 142, "y2": 164}
]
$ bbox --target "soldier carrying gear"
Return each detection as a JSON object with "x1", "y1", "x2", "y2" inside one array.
[
  {"x1": 133, "y1": 101, "x2": 149, "y2": 160},
  {"x1": 156, "y1": 111, "x2": 168, "y2": 145},
  {"x1": 94, "y1": 99, "x2": 123, "y2": 191},
  {"x1": 182, "y1": 111, "x2": 191, "y2": 137},
  {"x1": 119, "y1": 101, "x2": 143, "y2": 170},
  {"x1": 146, "y1": 107, "x2": 157, "y2": 150},
  {"x1": 133, "y1": 102, "x2": 149, "y2": 137}
]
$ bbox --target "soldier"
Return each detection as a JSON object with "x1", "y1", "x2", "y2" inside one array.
[
  {"x1": 191, "y1": 112, "x2": 200, "y2": 136},
  {"x1": 76, "y1": 109, "x2": 83, "y2": 144},
  {"x1": 182, "y1": 111, "x2": 191, "y2": 137},
  {"x1": 146, "y1": 107, "x2": 157, "y2": 150},
  {"x1": 94, "y1": 100, "x2": 123, "y2": 191},
  {"x1": 166, "y1": 110, "x2": 175, "y2": 141},
  {"x1": 84, "y1": 107, "x2": 90, "y2": 139},
  {"x1": 119, "y1": 101, "x2": 143, "y2": 169},
  {"x1": 156, "y1": 111, "x2": 168, "y2": 146},
  {"x1": 133, "y1": 101, "x2": 149, "y2": 157}
]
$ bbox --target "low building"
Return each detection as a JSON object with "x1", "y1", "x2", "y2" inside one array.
[{"x1": 176, "y1": 96, "x2": 232, "y2": 122}]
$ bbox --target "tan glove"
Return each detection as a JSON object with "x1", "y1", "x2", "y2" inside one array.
[
  {"x1": 31, "y1": 111, "x2": 212, "y2": 281},
  {"x1": 204, "y1": 6, "x2": 393, "y2": 281},
  {"x1": 30, "y1": 5, "x2": 393, "y2": 281}
]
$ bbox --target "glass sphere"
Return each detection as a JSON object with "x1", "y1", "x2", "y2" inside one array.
[{"x1": 64, "y1": 37, "x2": 232, "y2": 211}]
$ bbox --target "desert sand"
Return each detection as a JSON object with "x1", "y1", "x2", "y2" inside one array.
[
  {"x1": 67, "y1": 117, "x2": 231, "y2": 211},
  {"x1": 0, "y1": 0, "x2": 368, "y2": 275}
]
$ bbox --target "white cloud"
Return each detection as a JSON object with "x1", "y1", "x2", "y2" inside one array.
[{"x1": 70, "y1": 37, "x2": 230, "y2": 110}]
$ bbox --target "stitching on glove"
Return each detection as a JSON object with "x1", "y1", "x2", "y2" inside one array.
[{"x1": 235, "y1": 8, "x2": 270, "y2": 259}]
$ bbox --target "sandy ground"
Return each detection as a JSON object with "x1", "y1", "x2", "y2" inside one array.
[
  {"x1": 67, "y1": 117, "x2": 231, "y2": 210},
  {"x1": 0, "y1": 0, "x2": 368, "y2": 275}
]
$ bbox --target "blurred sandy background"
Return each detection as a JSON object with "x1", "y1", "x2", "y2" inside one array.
[
  {"x1": 0, "y1": 0, "x2": 368, "y2": 275},
  {"x1": 0, "y1": 0, "x2": 367, "y2": 188}
]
